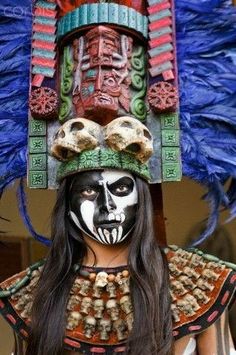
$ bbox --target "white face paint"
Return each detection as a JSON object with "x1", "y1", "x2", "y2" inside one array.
[{"x1": 69, "y1": 170, "x2": 138, "y2": 244}]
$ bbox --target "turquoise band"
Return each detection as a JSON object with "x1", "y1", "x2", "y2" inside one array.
[
  {"x1": 35, "y1": 0, "x2": 57, "y2": 10},
  {"x1": 57, "y1": 148, "x2": 151, "y2": 182},
  {"x1": 57, "y1": 4, "x2": 148, "y2": 40}
]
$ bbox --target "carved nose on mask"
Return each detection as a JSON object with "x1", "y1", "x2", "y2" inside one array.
[{"x1": 95, "y1": 68, "x2": 102, "y2": 91}]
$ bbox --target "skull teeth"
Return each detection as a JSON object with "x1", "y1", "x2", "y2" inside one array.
[
  {"x1": 107, "y1": 213, "x2": 125, "y2": 223},
  {"x1": 112, "y1": 228, "x2": 117, "y2": 241},
  {"x1": 108, "y1": 213, "x2": 115, "y2": 221},
  {"x1": 98, "y1": 227, "x2": 107, "y2": 244},
  {"x1": 118, "y1": 226, "x2": 123, "y2": 240},
  {"x1": 103, "y1": 229, "x2": 110, "y2": 239},
  {"x1": 97, "y1": 225, "x2": 124, "y2": 244},
  {"x1": 120, "y1": 213, "x2": 125, "y2": 223}
]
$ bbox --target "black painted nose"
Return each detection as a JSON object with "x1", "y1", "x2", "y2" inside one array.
[{"x1": 99, "y1": 187, "x2": 117, "y2": 213}]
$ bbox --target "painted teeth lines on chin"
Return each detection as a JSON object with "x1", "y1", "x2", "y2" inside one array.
[
  {"x1": 108, "y1": 212, "x2": 125, "y2": 223},
  {"x1": 97, "y1": 227, "x2": 123, "y2": 244}
]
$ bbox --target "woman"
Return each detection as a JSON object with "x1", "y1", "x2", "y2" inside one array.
[
  {"x1": 26, "y1": 169, "x2": 173, "y2": 355},
  {"x1": 1, "y1": 167, "x2": 234, "y2": 355}
]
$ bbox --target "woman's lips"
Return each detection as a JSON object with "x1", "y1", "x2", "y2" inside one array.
[{"x1": 96, "y1": 222, "x2": 120, "y2": 229}]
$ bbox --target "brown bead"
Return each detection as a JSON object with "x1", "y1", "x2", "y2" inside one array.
[
  {"x1": 89, "y1": 273, "x2": 97, "y2": 281},
  {"x1": 107, "y1": 274, "x2": 115, "y2": 282},
  {"x1": 122, "y1": 270, "x2": 129, "y2": 277}
]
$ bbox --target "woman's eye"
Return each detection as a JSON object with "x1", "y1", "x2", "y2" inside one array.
[
  {"x1": 115, "y1": 185, "x2": 129, "y2": 193},
  {"x1": 80, "y1": 188, "x2": 97, "y2": 198}
]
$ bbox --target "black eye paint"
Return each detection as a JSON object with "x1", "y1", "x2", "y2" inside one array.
[{"x1": 108, "y1": 177, "x2": 134, "y2": 197}]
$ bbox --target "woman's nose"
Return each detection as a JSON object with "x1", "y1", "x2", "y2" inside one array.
[{"x1": 99, "y1": 187, "x2": 117, "y2": 213}]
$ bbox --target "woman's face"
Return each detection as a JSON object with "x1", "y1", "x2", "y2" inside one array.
[{"x1": 69, "y1": 170, "x2": 138, "y2": 244}]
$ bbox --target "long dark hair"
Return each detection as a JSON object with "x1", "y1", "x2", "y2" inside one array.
[{"x1": 26, "y1": 174, "x2": 173, "y2": 355}]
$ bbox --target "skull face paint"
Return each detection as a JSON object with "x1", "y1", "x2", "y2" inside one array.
[{"x1": 69, "y1": 170, "x2": 138, "y2": 244}]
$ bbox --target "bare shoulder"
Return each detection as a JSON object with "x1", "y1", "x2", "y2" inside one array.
[
  {"x1": 174, "y1": 335, "x2": 194, "y2": 355},
  {"x1": 174, "y1": 312, "x2": 235, "y2": 355}
]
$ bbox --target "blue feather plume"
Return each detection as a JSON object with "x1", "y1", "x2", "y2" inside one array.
[
  {"x1": 176, "y1": 0, "x2": 236, "y2": 244},
  {"x1": 0, "y1": 1, "x2": 49, "y2": 244},
  {"x1": 0, "y1": 0, "x2": 32, "y2": 193}
]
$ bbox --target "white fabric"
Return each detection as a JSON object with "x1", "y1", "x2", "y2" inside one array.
[
  {"x1": 182, "y1": 338, "x2": 197, "y2": 355},
  {"x1": 181, "y1": 338, "x2": 236, "y2": 355}
]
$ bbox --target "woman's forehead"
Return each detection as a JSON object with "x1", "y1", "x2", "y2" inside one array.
[{"x1": 71, "y1": 170, "x2": 135, "y2": 187}]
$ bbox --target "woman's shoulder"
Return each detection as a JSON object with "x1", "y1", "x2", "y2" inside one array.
[
  {"x1": 0, "y1": 260, "x2": 44, "y2": 341},
  {"x1": 164, "y1": 245, "x2": 236, "y2": 340}
]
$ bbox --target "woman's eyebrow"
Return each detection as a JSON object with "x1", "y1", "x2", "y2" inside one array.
[
  {"x1": 108, "y1": 177, "x2": 134, "y2": 189},
  {"x1": 73, "y1": 182, "x2": 101, "y2": 190}
]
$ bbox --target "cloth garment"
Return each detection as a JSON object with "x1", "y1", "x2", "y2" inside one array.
[{"x1": 183, "y1": 338, "x2": 197, "y2": 355}]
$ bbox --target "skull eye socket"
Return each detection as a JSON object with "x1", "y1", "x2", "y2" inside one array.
[
  {"x1": 60, "y1": 148, "x2": 74, "y2": 159},
  {"x1": 120, "y1": 121, "x2": 133, "y2": 129},
  {"x1": 71, "y1": 122, "x2": 84, "y2": 131},
  {"x1": 126, "y1": 143, "x2": 140, "y2": 153},
  {"x1": 55, "y1": 130, "x2": 65, "y2": 139},
  {"x1": 58, "y1": 148, "x2": 67, "y2": 159},
  {"x1": 143, "y1": 129, "x2": 152, "y2": 140}
]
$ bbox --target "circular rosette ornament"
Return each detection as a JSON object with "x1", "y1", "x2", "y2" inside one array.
[
  {"x1": 148, "y1": 82, "x2": 178, "y2": 113},
  {"x1": 30, "y1": 87, "x2": 58, "y2": 120}
]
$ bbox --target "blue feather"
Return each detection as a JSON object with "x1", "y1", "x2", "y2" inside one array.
[
  {"x1": 17, "y1": 179, "x2": 51, "y2": 246},
  {"x1": 177, "y1": 0, "x2": 236, "y2": 242},
  {"x1": 190, "y1": 181, "x2": 227, "y2": 246},
  {"x1": 0, "y1": 0, "x2": 32, "y2": 193}
]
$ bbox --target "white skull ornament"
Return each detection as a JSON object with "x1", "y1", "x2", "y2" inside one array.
[
  {"x1": 20, "y1": 301, "x2": 33, "y2": 319},
  {"x1": 80, "y1": 297, "x2": 93, "y2": 315},
  {"x1": 95, "y1": 272, "x2": 108, "y2": 288},
  {"x1": 93, "y1": 283, "x2": 103, "y2": 299},
  {"x1": 83, "y1": 316, "x2": 97, "y2": 338},
  {"x1": 15, "y1": 294, "x2": 33, "y2": 311},
  {"x1": 66, "y1": 311, "x2": 83, "y2": 330},
  {"x1": 120, "y1": 295, "x2": 133, "y2": 315},
  {"x1": 125, "y1": 312, "x2": 134, "y2": 332},
  {"x1": 98, "y1": 318, "x2": 112, "y2": 341},
  {"x1": 113, "y1": 319, "x2": 127, "y2": 341},
  {"x1": 196, "y1": 278, "x2": 214, "y2": 291},
  {"x1": 176, "y1": 299, "x2": 195, "y2": 317},
  {"x1": 79, "y1": 279, "x2": 91, "y2": 296},
  {"x1": 93, "y1": 299, "x2": 105, "y2": 319},
  {"x1": 51, "y1": 118, "x2": 102, "y2": 161},
  {"x1": 171, "y1": 303, "x2": 180, "y2": 323},
  {"x1": 106, "y1": 282, "x2": 117, "y2": 298},
  {"x1": 71, "y1": 278, "x2": 82, "y2": 294},
  {"x1": 118, "y1": 277, "x2": 130, "y2": 295},
  {"x1": 193, "y1": 288, "x2": 210, "y2": 304},
  {"x1": 104, "y1": 116, "x2": 153, "y2": 163},
  {"x1": 67, "y1": 295, "x2": 81, "y2": 311},
  {"x1": 106, "y1": 299, "x2": 120, "y2": 321}
]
